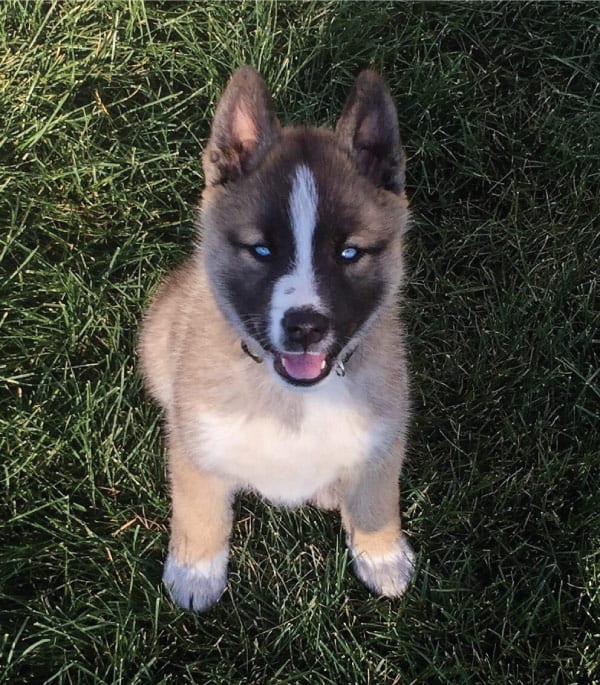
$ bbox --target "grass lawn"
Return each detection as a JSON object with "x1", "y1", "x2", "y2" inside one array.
[{"x1": 1, "y1": 1, "x2": 599, "y2": 682}]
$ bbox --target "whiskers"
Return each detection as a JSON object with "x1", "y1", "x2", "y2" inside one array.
[{"x1": 235, "y1": 314, "x2": 272, "y2": 351}]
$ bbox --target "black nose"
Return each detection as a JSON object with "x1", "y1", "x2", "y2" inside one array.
[{"x1": 282, "y1": 308, "x2": 330, "y2": 351}]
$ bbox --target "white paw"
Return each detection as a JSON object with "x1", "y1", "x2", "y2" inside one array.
[
  {"x1": 163, "y1": 548, "x2": 228, "y2": 612},
  {"x1": 349, "y1": 535, "x2": 416, "y2": 597}
]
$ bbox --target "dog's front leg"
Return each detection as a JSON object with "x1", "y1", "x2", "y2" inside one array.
[
  {"x1": 163, "y1": 439, "x2": 234, "y2": 612},
  {"x1": 341, "y1": 450, "x2": 415, "y2": 598}
]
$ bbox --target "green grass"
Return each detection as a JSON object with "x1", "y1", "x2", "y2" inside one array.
[{"x1": 1, "y1": 1, "x2": 599, "y2": 682}]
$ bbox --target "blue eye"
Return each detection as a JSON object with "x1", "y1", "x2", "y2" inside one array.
[
  {"x1": 252, "y1": 245, "x2": 272, "y2": 258},
  {"x1": 340, "y1": 246, "x2": 359, "y2": 262}
]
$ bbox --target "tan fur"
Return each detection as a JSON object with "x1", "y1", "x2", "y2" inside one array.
[
  {"x1": 167, "y1": 433, "x2": 235, "y2": 564},
  {"x1": 138, "y1": 68, "x2": 415, "y2": 611},
  {"x1": 139, "y1": 261, "x2": 413, "y2": 605}
]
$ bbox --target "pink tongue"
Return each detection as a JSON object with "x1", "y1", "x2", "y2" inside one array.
[{"x1": 281, "y1": 353, "x2": 326, "y2": 380}]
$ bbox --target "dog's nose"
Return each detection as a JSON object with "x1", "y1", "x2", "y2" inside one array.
[{"x1": 282, "y1": 308, "x2": 330, "y2": 350}]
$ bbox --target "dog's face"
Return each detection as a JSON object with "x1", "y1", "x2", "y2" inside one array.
[{"x1": 200, "y1": 67, "x2": 409, "y2": 387}]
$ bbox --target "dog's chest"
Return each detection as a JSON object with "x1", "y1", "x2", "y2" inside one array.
[{"x1": 197, "y1": 381, "x2": 378, "y2": 505}]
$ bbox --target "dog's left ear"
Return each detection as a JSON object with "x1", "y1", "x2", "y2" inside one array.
[
  {"x1": 203, "y1": 66, "x2": 281, "y2": 186},
  {"x1": 336, "y1": 70, "x2": 405, "y2": 194}
]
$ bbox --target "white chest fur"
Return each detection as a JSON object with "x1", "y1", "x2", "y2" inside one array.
[{"x1": 196, "y1": 378, "x2": 383, "y2": 505}]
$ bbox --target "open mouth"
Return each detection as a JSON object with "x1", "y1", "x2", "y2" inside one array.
[{"x1": 273, "y1": 352, "x2": 332, "y2": 387}]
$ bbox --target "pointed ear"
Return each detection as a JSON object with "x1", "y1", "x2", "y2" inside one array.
[
  {"x1": 335, "y1": 70, "x2": 405, "y2": 194},
  {"x1": 203, "y1": 66, "x2": 281, "y2": 186}
]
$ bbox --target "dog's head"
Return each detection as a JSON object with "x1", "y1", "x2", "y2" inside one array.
[{"x1": 199, "y1": 66, "x2": 409, "y2": 388}]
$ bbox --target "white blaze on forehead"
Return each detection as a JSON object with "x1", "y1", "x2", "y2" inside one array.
[
  {"x1": 269, "y1": 164, "x2": 327, "y2": 350},
  {"x1": 289, "y1": 164, "x2": 318, "y2": 275}
]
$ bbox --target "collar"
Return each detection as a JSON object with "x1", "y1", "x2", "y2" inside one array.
[{"x1": 240, "y1": 340, "x2": 264, "y2": 364}]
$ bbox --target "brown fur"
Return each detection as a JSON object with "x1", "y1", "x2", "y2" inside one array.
[{"x1": 138, "y1": 67, "x2": 415, "y2": 611}]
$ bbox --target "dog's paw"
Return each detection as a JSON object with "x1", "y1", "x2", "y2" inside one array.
[
  {"x1": 349, "y1": 535, "x2": 416, "y2": 597},
  {"x1": 163, "y1": 548, "x2": 228, "y2": 613}
]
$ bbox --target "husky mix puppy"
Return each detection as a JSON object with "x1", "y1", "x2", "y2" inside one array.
[{"x1": 139, "y1": 66, "x2": 415, "y2": 612}]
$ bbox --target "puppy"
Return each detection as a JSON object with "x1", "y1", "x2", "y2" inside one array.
[{"x1": 139, "y1": 66, "x2": 415, "y2": 612}]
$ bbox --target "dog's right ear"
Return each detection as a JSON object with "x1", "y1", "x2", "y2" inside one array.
[
  {"x1": 336, "y1": 70, "x2": 404, "y2": 194},
  {"x1": 203, "y1": 66, "x2": 281, "y2": 186}
]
